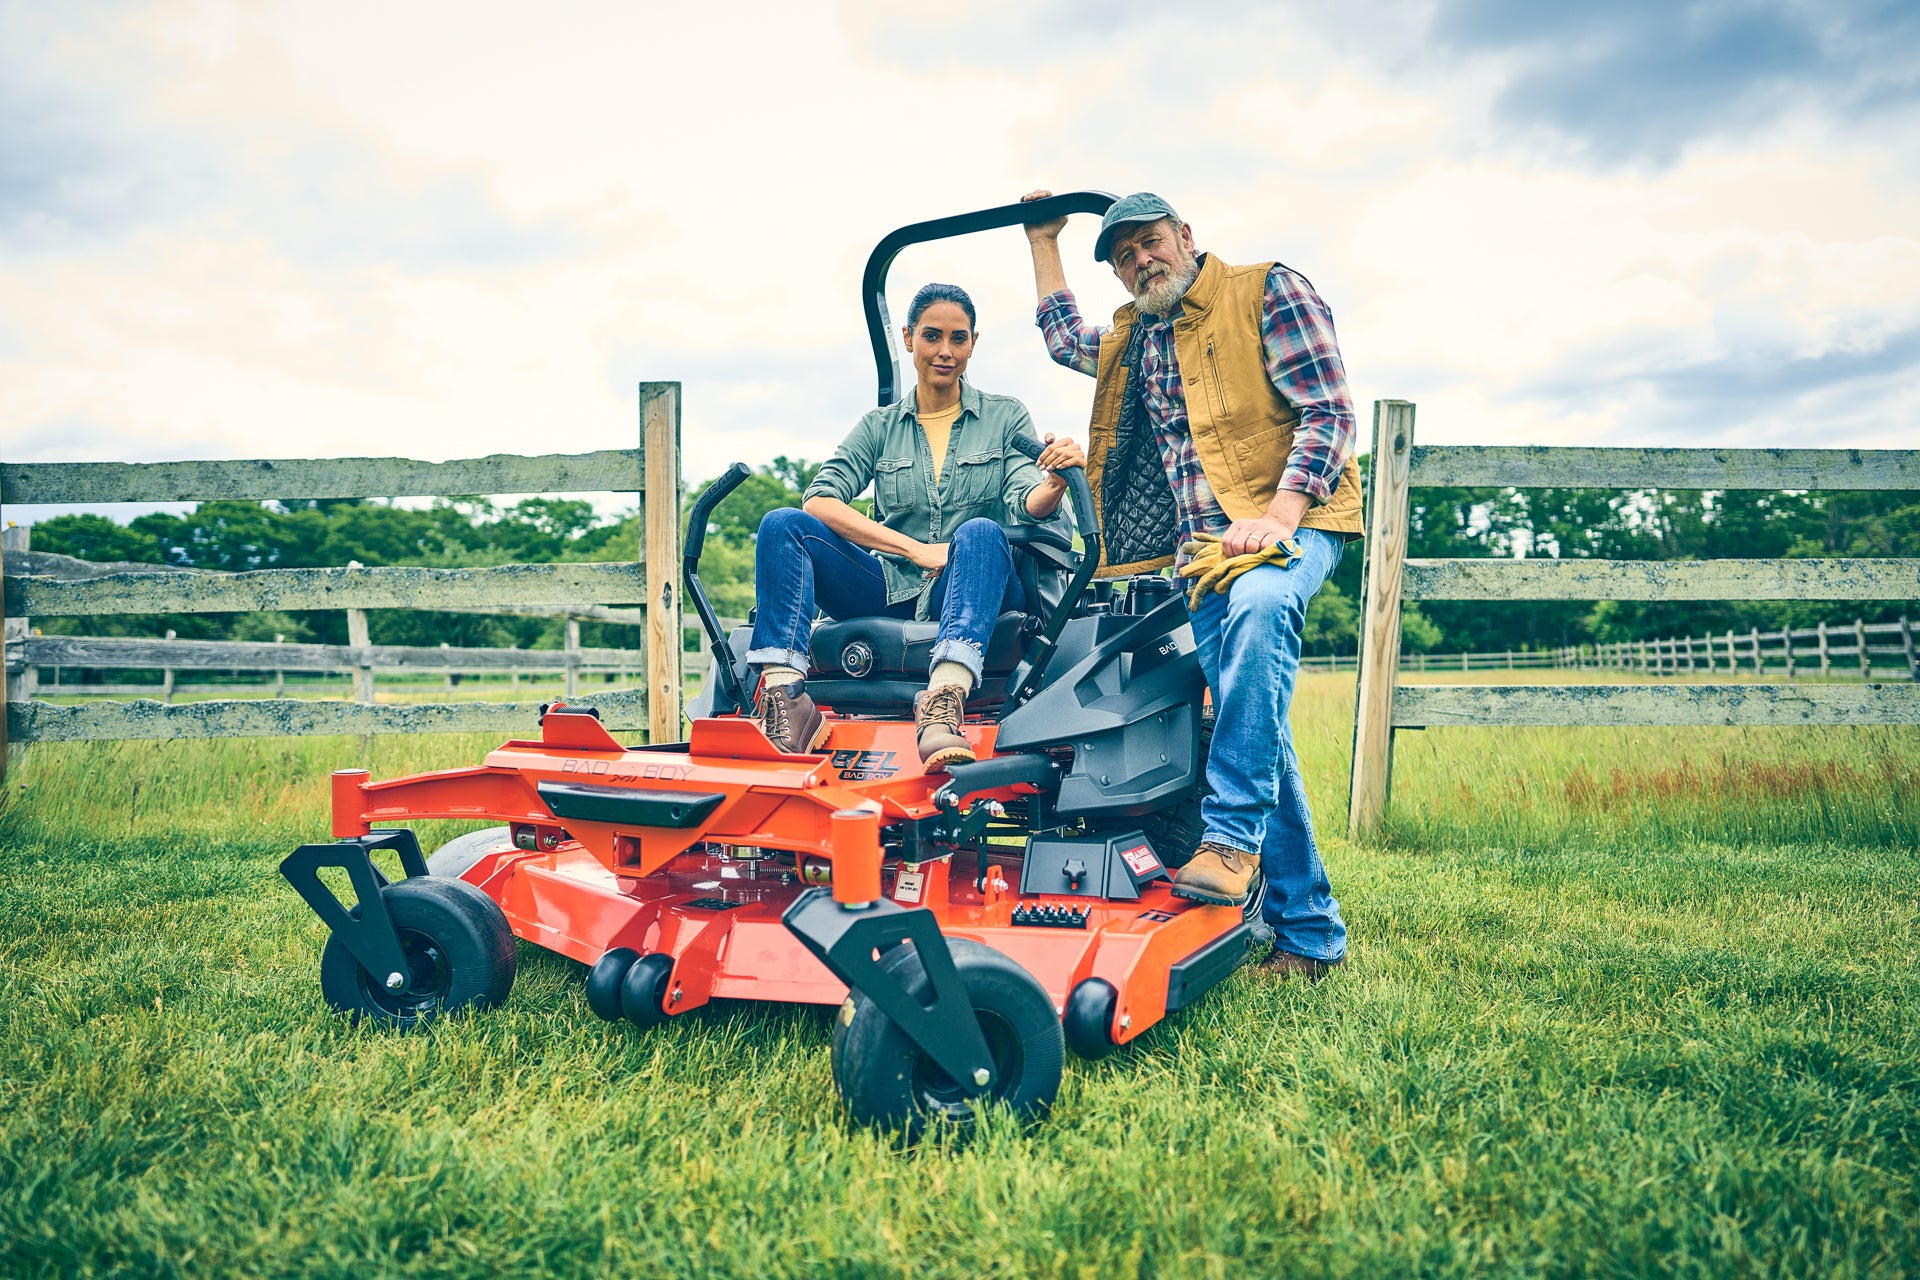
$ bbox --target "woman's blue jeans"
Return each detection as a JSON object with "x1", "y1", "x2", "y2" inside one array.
[
  {"x1": 746, "y1": 508, "x2": 1023, "y2": 686},
  {"x1": 1188, "y1": 528, "x2": 1349, "y2": 963}
]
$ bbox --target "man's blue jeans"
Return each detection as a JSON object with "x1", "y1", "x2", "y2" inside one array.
[
  {"x1": 1188, "y1": 528, "x2": 1348, "y2": 962},
  {"x1": 746, "y1": 508, "x2": 1023, "y2": 686}
]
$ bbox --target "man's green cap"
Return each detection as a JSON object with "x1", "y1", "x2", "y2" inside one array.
[{"x1": 1094, "y1": 192, "x2": 1180, "y2": 263}]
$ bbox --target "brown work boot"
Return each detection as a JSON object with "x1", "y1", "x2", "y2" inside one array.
[
  {"x1": 1170, "y1": 841, "x2": 1261, "y2": 905},
  {"x1": 1259, "y1": 950, "x2": 1341, "y2": 982},
  {"x1": 754, "y1": 679, "x2": 829, "y2": 753},
  {"x1": 914, "y1": 684, "x2": 975, "y2": 769}
]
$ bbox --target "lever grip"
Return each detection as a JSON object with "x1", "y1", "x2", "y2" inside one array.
[
  {"x1": 684, "y1": 462, "x2": 752, "y2": 566},
  {"x1": 1010, "y1": 434, "x2": 1098, "y2": 542}
]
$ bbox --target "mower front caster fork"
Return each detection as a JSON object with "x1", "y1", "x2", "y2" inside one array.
[
  {"x1": 280, "y1": 829, "x2": 429, "y2": 993},
  {"x1": 782, "y1": 888, "x2": 997, "y2": 1099}
]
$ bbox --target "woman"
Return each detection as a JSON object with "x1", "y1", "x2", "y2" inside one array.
[{"x1": 747, "y1": 282, "x2": 1084, "y2": 767}]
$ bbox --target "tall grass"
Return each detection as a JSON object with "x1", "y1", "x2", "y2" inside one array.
[{"x1": 1, "y1": 674, "x2": 1916, "y2": 1277}]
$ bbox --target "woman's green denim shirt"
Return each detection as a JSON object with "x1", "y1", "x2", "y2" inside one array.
[{"x1": 801, "y1": 380, "x2": 1053, "y2": 615}]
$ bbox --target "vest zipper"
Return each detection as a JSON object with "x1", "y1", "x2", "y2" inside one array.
[{"x1": 1204, "y1": 338, "x2": 1232, "y2": 421}]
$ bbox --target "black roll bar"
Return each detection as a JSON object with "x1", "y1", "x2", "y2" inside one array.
[{"x1": 861, "y1": 191, "x2": 1116, "y2": 406}]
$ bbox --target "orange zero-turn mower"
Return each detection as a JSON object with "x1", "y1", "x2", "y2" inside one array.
[{"x1": 281, "y1": 194, "x2": 1261, "y2": 1134}]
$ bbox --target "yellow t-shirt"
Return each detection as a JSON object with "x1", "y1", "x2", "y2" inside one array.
[{"x1": 917, "y1": 399, "x2": 963, "y2": 479}]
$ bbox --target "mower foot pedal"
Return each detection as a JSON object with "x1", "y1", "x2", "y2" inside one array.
[{"x1": 1011, "y1": 903, "x2": 1089, "y2": 929}]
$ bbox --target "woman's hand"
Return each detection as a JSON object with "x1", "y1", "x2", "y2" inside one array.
[
  {"x1": 1021, "y1": 189, "x2": 1067, "y2": 242},
  {"x1": 907, "y1": 540, "x2": 950, "y2": 574},
  {"x1": 1036, "y1": 432, "x2": 1085, "y2": 474}
]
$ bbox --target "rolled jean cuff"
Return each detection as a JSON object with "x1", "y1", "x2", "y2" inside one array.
[
  {"x1": 928, "y1": 637, "x2": 985, "y2": 684},
  {"x1": 745, "y1": 645, "x2": 810, "y2": 672}
]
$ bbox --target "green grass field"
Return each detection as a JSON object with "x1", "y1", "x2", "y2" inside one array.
[{"x1": 2, "y1": 674, "x2": 1916, "y2": 1278}]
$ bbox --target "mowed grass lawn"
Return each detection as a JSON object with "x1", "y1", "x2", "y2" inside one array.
[{"x1": 2, "y1": 673, "x2": 1917, "y2": 1278}]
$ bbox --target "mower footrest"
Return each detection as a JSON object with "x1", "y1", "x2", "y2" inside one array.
[{"x1": 1164, "y1": 922, "x2": 1256, "y2": 1012}]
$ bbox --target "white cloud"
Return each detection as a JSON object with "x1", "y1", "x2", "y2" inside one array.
[{"x1": 2, "y1": 0, "x2": 1916, "y2": 527}]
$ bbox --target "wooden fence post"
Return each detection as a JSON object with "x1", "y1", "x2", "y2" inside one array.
[
  {"x1": 1783, "y1": 627, "x2": 1795, "y2": 681},
  {"x1": 346, "y1": 609, "x2": 374, "y2": 704},
  {"x1": 274, "y1": 634, "x2": 286, "y2": 698},
  {"x1": 1, "y1": 523, "x2": 27, "y2": 784},
  {"x1": 161, "y1": 629, "x2": 177, "y2": 703},
  {"x1": 1817, "y1": 621, "x2": 1830, "y2": 677},
  {"x1": 565, "y1": 618, "x2": 581, "y2": 698},
  {"x1": 641, "y1": 382, "x2": 683, "y2": 743},
  {"x1": 1348, "y1": 399, "x2": 1414, "y2": 837},
  {"x1": 1856, "y1": 617, "x2": 1870, "y2": 679},
  {"x1": 1902, "y1": 616, "x2": 1917, "y2": 681}
]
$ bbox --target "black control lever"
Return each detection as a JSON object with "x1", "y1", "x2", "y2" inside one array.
[
  {"x1": 1001, "y1": 434, "x2": 1101, "y2": 713},
  {"x1": 683, "y1": 462, "x2": 753, "y2": 715}
]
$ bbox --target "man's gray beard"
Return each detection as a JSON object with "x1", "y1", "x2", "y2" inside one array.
[{"x1": 1133, "y1": 255, "x2": 1200, "y2": 315}]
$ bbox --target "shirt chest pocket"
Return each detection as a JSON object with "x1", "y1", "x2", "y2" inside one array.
[
  {"x1": 950, "y1": 449, "x2": 1003, "y2": 507},
  {"x1": 873, "y1": 456, "x2": 918, "y2": 515}
]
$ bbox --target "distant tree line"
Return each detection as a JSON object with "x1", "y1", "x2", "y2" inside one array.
[{"x1": 28, "y1": 455, "x2": 1920, "y2": 659}]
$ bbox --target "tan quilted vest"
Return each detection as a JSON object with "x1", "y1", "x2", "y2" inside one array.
[{"x1": 1084, "y1": 253, "x2": 1365, "y2": 575}]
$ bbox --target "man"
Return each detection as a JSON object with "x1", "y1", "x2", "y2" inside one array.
[{"x1": 1020, "y1": 190, "x2": 1362, "y2": 979}]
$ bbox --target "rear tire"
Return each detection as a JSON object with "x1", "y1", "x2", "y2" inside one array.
[
  {"x1": 1139, "y1": 707, "x2": 1214, "y2": 868},
  {"x1": 830, "y1": 938, "x2": 1063, "y2": 1138},
  {"x1": 318, "y1": 877, "x2": 516, "y2": 1029}
]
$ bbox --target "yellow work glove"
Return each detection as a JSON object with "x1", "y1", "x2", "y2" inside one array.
[{"x1": 1177, "y1": 531, "x2": 1302, "y2": 610}]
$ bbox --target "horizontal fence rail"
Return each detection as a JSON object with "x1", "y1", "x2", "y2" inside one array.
[
  {"x1": 1393, "y1": 683, "x2": 1920, "y2": 728},
  {"x1": 13, "y1": 634, "x2": 644, "y2": 673},
  {"x1": 1407, "y1": 446, "x2": 1920, "y2": 491},
  {"x1": 0, "y1": 450, "x2": 643, "y2": 505},
  {"x1": 1348, "y1": 404, "x2": 1920, "y2": 836},
  {"x1": 8, "y1": 561, "x2": 647, "y2": 617},
  {"x1": 10, "y1": 690, "x2": 653, "y2": 743},
  {"x1": 1402, "y1": 558, "x2": 1920, "y2": 601}
]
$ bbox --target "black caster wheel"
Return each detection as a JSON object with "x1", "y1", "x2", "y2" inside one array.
[
  {"x1": 830, "y1": 938, "x2": 1064, "y2": 1137},
  {"x1": 586, "y1": 947, "x2": 640, "y2": 1022},
  {"x1": 425, "y1": 826, "x2": 515, "y2": 879},
  {"x1": 619, "y1": 952, "x2": 675, "y2": 1029},
  {"x1": 1062, "y1": 977, "x2": 1119, "y2": 1060},
  {"x1": 318, "y1": 877, "x2": 516, "y2": 1030}
]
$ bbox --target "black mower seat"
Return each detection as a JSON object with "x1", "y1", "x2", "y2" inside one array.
[
  {"x1": 809, "y1": 611, "x2": 1029, "y2": 681},
  {"x1": 800, "y1": 611, "x2": 1032, "y2": 715}
]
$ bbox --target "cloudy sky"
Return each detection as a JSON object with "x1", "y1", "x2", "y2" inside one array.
[{"x1": 4, "y1": 0, "x2": 1917, "y2": 525}]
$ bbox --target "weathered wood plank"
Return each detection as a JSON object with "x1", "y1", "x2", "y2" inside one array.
[
  {"x1": 9, "y1": 561, "x2": 647, "y2": 617},
  {"x1": 642, "y1": 382, "x2": 683, "y2": 743},
  {"x1": 1404, "y1": 558, "x2": 1920, "y2": 602},
  {"x1": 18, "y1": 635, "x2": 641, "y2": 672},
  {"x1": 1408, "y1": 446, "x2": 1920, "y2": 491},
  {"x1": 0, "y1": 450, "x2": 644, "y2": 505},
  {"x1": 9, "y1": 690, "x2": 651, "y2": 742},
  {"x1": 1349, "y1": 400, "x2": 1414, "y2": 836},
  {"x1": 2, "y1": 549, "x2": 194, "y2": 581},
  {"x1": 1393, "y1": 682, "x2": 1920, "y2": 727}
]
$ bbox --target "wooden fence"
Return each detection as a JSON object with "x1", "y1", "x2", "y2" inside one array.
[
  {"x1": 1592, "y1": 619, "x2": 1918, "y2": 679},
  {"x1": 1346, "y1": 401, "x2": 1920, "y2": 834},
  {"x1": 1, "y1": 383, "x2": 683, "y2": 776},
  {"x1": 7, "y1": 603, "x2": 731, "y2": 701},
  {"x1": 1302, "y1": 618, "x2": 1920, "y2": 678}
]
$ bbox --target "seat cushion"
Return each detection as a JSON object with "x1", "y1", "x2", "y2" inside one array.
[{"x1": 809, "y1": 611, "x2": 1030, "y2": 681}]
